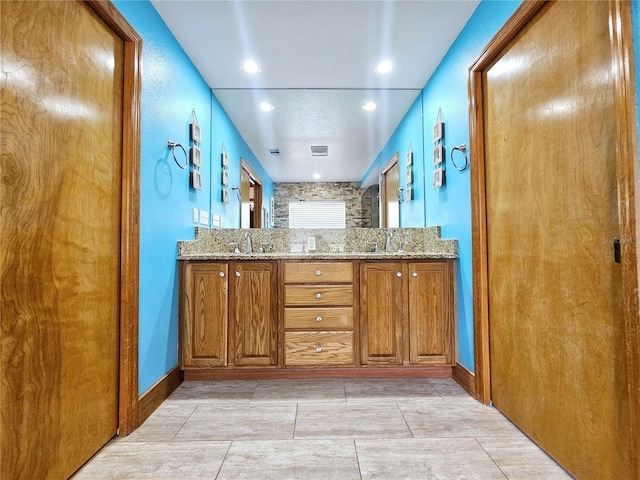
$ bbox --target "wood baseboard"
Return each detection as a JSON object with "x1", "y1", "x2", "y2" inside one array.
[
  {"x1": 183, "y1": 365, "x2": 453, "y2": 381},
  {"x1": 137, "y1": 366, "x2": 183, "y2": 426},
  {"x1": 452, "y1": 362, "x2": 476, "y2": 398}
]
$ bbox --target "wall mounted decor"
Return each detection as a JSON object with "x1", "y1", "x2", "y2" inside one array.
[{"x1": 432, "y1": 108, "x2": 445, "y2": 188}]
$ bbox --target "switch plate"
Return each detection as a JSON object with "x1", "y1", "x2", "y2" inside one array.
[
  {"x1": 192, "y1": 208, "x2": 199, "y2": 223},
  {"x1": 199, "y1": 210, "x2": 209, "y2": 225},
  {"x1": 212, "y1": 214, "x2": 221, "y2": 228}
]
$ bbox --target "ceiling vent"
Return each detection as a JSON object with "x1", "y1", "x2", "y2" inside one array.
[
  {"x1": 268, "y1": 148, "x2": 280, "y2": 156},
  {"x1": 310, "y1": 145, "x2": 328, "y2": 156}
]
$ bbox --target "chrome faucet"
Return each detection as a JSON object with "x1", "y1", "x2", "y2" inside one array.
[
  {"x1": 244, "y1": 232, "x2": 252, "y2": 254},
  {"x1": 385, "y1": 231, "x2": 393, "y2": 253}
]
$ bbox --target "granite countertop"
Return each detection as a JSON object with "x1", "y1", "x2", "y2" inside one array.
[
  {"x1": 178, "y1": 251, "x2": 457, "y2": 261},
  {"x1": 177, "y1": 227, "x2": 458, "y2": 261}
]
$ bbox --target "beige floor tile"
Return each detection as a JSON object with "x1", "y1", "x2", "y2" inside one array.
[
  {"x1": 73, "y1": 441, "x2": 230, "y2": 479},
  {"x1": 295, "y1": 402, "x2": 412, "y2": 438},
  {"x1": 165, "y1": 380, "x2": 257, "y2": 403},
  {"x1": 356, "y1": 437, "x2": 508, "y2": 480},
  {"x1": 251, "y1": 378, "x2": 346, "y2": 403},
  {"x1": 118, "y1": 403, "x2": 198, "y2": 442},
  {"x1": 173, "y1": 403, "x2": 297, "y2": 441},
  {"x1": 477, "y1": 436, "x2": 574, "y2": 479},
  {"x1": 216, "y1": 439, "x2": 361, "y2": 480},
  {"x1": 343, "y1": 377, "x2": 441, "y2": 401},
  {"x1": 399, "y1": 399, "x2": 524, "y2": 437},
  {"x1": 428, "y1": 378, "x2": 470, "y2": 396}
]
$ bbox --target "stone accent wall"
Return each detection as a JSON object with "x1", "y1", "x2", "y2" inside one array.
[{"x1": 273, "y1": 182, "x2": 367, "y2": 228}]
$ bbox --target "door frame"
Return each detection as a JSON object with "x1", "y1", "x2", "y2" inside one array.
[
  {"x1": 468, "y1": 0, "x2": 639, "y2": 475},
  {"x1": 380, "y1": 152, "x2": 399, "y2": 228},
  {"x1": 241, "y1": 158, "x2": 263, "y2": 228},
  {"x1": 87, "y1": 1, "x2": 141, "y2": 436}
]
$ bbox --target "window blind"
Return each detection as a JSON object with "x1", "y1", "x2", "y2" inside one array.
[{"x1": 288, "y1": 201, "x2": 346, "y2": 229}]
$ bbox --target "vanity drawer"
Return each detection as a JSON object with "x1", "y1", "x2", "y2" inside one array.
[
  {"x1": 285, "y1": 331, "x2": 354, "y2": 366},
  {"x1": 284, "y1": 285, "x2": 354, "y2": 306},
  {"x1": 284, "y1": 307, "x2": 353, "y2": 329},
  {"x1": 284, "y1": 261, "x2": 353, "y2": 284}
]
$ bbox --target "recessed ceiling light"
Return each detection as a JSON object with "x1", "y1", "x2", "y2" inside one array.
[
  {"x1": 242, "y1": 59, "x2": 262, "y2": 74},
  {"x1": 361, "y1": 101, "x2": 377, "y2": 111},
  {"x1": 259, "y1": 101, "x2": 274, "y2": 112},
  {"x1": 375, "y1": 60, "x2": 393, "y2": 74},
  {"x1": 312, "y1": 173, "x2": 321, "y2": 180}
]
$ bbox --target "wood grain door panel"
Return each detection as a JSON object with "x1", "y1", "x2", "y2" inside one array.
[
  {"x1": 408, "y1": 262, "x2": 454, "y2": 365},
  {"x1": 230, "y1": 262, "x2": 278, "y2": 366},
  {"x1": 1, "y1": 1, "x2": 126, "y2": 477},
  {"x1": 360, "y1": 262, "x2": 404, "y2": 365},
  {"x1": 181, "y1": 263, "x2": 228, "y2": 367},
  {"x1": 482, "y1": 2, "x2": 631, "y2": 478}
]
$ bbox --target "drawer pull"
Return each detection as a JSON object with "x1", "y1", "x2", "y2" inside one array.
[
  {"x1": 396, "y1": 272, "x2": 402, "y2": 277},
  {"x1": 412, "y1": 272, "x2": 418, "y2": 277},
  {"x1": 315, "y1": 270, "x2": 322, "y2": 276},
  {"x1": 316, "y1": 316, "x2": 323, "y2": 322},
  {"x1": 219, "y1": 272, "x2": 225, "y2": 278},
  {"x1": 315, "y1": 292, "x2": 322, "y2": 299},
  {"x1": 316, "y1": 346, "x2": 323, "y2": 353},
  {"x1": 235, "y1": 271, "x2": 241, "y2": 277}
]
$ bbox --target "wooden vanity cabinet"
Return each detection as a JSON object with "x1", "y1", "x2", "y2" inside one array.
[
  {"x1": 179, "y1": 260, "x2": 278, "y2": 369},
  {"x1": 180, "y1": 257, "x2": 454, "y2": 375},
  {"x1": 180, "y1": 262, "x2": 228, "y2": 368},
  {"x1": 359, "y1": 262, "x2": 406, "y2": 365},
  {"x1": 283, "y1": 261, "x2": 356, "y2": 366},
  {"x1": 228, "y1": 261, "x2": 278, "y2": 367},
  {"x1": 408, "y1": 262, "x2": 454, "y2": 365},
  {"x1": 360, "y1": 260, "x2": 454, "y2": 366}
]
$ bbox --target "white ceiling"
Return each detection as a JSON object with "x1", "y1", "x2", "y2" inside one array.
[{"x1": 150, "y1": 0, "x2": 480, "y2": 183}]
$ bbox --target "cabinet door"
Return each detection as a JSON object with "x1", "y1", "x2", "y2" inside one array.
[
  {"x1": 230, "y1": 261, "x2": 278, "y2": 366},
  {"x1": 408, "y1": 262, "x2": 454, "y2": 365},
  {"x1": 359, "y1": 262, "x2": 405, "y2": 365},
  {"x1": 180, "y1": 262, "x2": 228, "y2": 367}
]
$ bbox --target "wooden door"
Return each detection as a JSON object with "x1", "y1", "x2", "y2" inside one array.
[
  {"x1": 229, "y1": 262, "x2": 278, "y2": 366},
  {"x1": 180, "y1": 262, "x2": 228, "y2": 367},
  {"x1": 476, "y1": 2, "x2": 634, "y2": 478},
  {"x1": 408, "y1": 262, "x2": 454, "y2": 365},
  {"x1": 381, "y1": 153, "x2": 400, "y2": 228},
  {"x1": 1, "y1": 1, "x2": 139, "y2": 478},
  {"x1": 240, "y1": 164, "x2": 252, "y2": 228},
  {"x1": 359, "y1": 262, "x2": 404, "y2": 365}
]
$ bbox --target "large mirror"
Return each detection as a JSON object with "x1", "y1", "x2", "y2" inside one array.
[{"x1": 214, "y1": 89, "x2": 423, "y2": 228}]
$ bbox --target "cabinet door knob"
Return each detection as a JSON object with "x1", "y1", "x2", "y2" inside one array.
[
  {"x1": 315, "y1": 292, "x2": 322, "y2": 299},
  {"x1": 315, "y1": 270, "x2": 322, "y2": 276},
  {"x1": 219, "y1": 272, "x2": 225, "y2": 278},
  {"x1": 412, "y1": 272, "x2": 418, "y2": 277},
  {"x1": 235, "y1": 271, "x2": 241, "y2": 277},
  {"x1": 316, "y1": 346, "x2": 323, "y2": 353},
  {"x1": 396, "y1": 272, "x2": 402, "y2": 277},
  {"x1": 316, "y1": 316, "x2": 322, "y2": 322}
]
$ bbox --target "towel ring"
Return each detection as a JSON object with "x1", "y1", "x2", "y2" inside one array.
[
  {"x1": 450, "y1": 144, "x2": 468, "y2": 171},
  {"x1": 167, "y1": 141, "x2": 188, "y2": 169}
]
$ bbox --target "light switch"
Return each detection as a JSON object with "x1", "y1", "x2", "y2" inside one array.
[
  {"x1": 192, "y1": 208, "x2": 199, "y2": 223},
  {"x1": 199, "y1": 210, "x2": 209, "y2": 225}
]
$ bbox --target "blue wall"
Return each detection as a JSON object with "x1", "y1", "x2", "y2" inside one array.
[
  {"x1": 366, "y1": 0, "x2": 522, "y2": 371},
  {"x1": 114, "y1": 0, "x2": 272, "y2": 394}
]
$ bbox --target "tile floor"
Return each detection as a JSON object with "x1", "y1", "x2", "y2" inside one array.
[{"x1": 74, "y1": 378, "x2": 573, "y2": 479}]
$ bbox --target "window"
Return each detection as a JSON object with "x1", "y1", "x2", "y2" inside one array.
[{"x1": 288, "y1": 201, "x2": 346, "y2": 228}]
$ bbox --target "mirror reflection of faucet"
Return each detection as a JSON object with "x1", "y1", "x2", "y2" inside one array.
[{"x1": 244, "y1": 232, "x2": 252, "y2": 254}]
